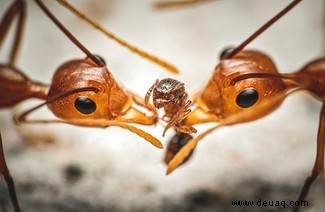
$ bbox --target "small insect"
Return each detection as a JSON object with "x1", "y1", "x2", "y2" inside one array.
[
  {"x1": 164, "y1": 0, "x2": 323, "y2": 211},
  {"x1": 145, "y1": 78, "x2": 196, "y2": 136},
  {"x1": 0, "y1": 0, "x2": 179, "y2": 210}
]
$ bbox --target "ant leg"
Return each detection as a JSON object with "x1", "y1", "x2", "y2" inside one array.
[
  {"x1": 173, "y1": 106, "x2": 197, "y2": 134},
  {"x1": 129, "y1": 90, "x2": 157, "y2": 115},
  {"x1": 117, "y1": 91, "x2": 159, "y2": 125},
  {"x1": 0, "y1": 0, "x2": 26, "y2": 65},
  {"x1": 0, "y1": 1, "x2": 48, "y2": 107},
  {"x1": 0, "y1": 132, "x2": 21, "y2": 212},
  {"x1": 293, "y1": 103, "x2": 325, "y2": 212},
  {"x1": 115, "y1": 107, "x2": 158, "y2": 125},
  {"x1": 144, "y1": 79, "x2": 159, "y2": 105},
  {"x1": 162, "y1": 100, "x2": 196, "y2": 136}
]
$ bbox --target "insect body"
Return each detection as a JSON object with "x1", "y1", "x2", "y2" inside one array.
[
  {"x1": 184, "y1": 49, "x2": 287, "y2": 126},
  {"x1": 0, "y1": 0, "x2": 181, "y2": 210},
  {"x1": 164, "y1": 49, "x2": 289, "y2": 170},
  {"x1": 164, "y1": 0, "x2": 323, "y2": 211},
  {"x1": 0, "y1": 0, "x2": 162, "y2": 148},
  {"x1": 145, "y1": 78, "x2": 196, "y2": 136}
]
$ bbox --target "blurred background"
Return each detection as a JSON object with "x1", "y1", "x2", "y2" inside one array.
[{"x1": 0, "y1": 0, "x2": 324, "y2": 211}]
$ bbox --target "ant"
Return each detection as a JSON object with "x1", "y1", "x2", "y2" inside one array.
[
  {"x1": 144, "y1": 78, "x2": 197, "y2": 165},
  {"x1": 145, "y1": 78, "x2": 197, "y2": 137},
  {"x1": 163, "y1": 0, "x2": 323, "y2": 211},
  {"x1": 0, "y1": 0, "x2": 180, "y2": 210}
]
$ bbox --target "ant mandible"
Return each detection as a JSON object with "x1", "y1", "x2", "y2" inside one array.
[
  {"x1": 163, "y1": 0, "x2": 323, "y2": 211},
  {"x1": 0, "y1": 0, "x2": 181, "y2": 210}
]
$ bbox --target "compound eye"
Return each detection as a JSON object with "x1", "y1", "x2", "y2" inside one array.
[
  {"x1": 176, "y1": 90, "x2": 184, "y2": 99},
  {"x1": 74, "y1": 96, "x2": 97, "y2": 114},
  {"x1": 219, "y1": 47, "x2": 235, "y2": 60},
  {"x1": 236, "y1": 88, "x2": 259, "y2": 108}
]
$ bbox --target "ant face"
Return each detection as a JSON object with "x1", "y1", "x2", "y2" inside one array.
[
  {"x1": 47, "y1": 58, "x2": 132, "y2": 120},
  {"x1": 152, "y1": 78, "x2": 186, "y2": 109},
  {"x1": 198, "y1": 50, "x2": 286, "y2": 121}
]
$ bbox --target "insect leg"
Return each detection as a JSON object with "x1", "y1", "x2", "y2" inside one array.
[
  {"x1": 128, "y1": 90, "x2": 157, "y2": 117},
  {"x1": 0, "y1": 0, "x2": 26, "y2": 65},
  {"x1": 144, "y1": 79, "x2": 159, "y2": 105},
  {"x1": 0, "y1": 132, "x2": 21, "y2": 212},
  {"x1": 163, "y1": 100, "x2": 195, "y2": 136},
  {"x1": 115, "y1": 108, "x2": 158, "y2": 125},
  {"x1": 293, "y1": 103, "x2": 325, "y2": 212}
]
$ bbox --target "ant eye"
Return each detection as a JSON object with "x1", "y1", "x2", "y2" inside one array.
[
  {"x1": 94, "y1": 54, "x2": 106, "y2": 66},
  {"x1": 236, "y1": 88, "x2": 259, "y2": 108},
  {"x1": 219, "y1": 47, "x2": 235, "y2": 60},
  {"x1": 176, "y1": 90, "x2": 183, "y2": 98},
  {"x1": 74, "y1": 97, "x2": 96, "y2": 114}
]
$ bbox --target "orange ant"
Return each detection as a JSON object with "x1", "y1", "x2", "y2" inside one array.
[
  {"x1": 163, "y1": 0, "x2": 323, "y2": 211},
  {"x1": 0, "y1": 0, "x2": 180, "y2": 210}
]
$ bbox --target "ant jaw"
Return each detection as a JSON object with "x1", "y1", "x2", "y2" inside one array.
[{"x1": 154, "y1": 98, "x2": 174, "y2": 108}]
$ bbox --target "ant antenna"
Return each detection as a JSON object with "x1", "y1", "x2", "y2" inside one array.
[
  {"x1": 56, "y1": 0, "x2": 180, "y2": 74},
  {"x1": 224, "y1": 0, "x2": 302, "y2": 59},
  {"x1": 153, "y1": 0, "x2": 216, "y2": 10},
  {"x1": 229, "y1": 73, "x2": 297, "y2": 86},
  {"x1": 34, "y1": 0, "x2": 105, "y2": 67}
]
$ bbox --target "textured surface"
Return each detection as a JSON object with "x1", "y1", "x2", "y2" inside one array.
[{"x1": 0, "y1": 0, "x2": 324, "y2": 211}]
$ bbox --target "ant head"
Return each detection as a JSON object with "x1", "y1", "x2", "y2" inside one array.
[
  {"x1": 47, "y1": 58, "x2": 132, "y2": 119},
  {"x1": 199, "y1": 50, "x2": 286, "y2": 121},
  {"x1": 152, "y1": 78, "x2": 186, "y2": 109}
]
